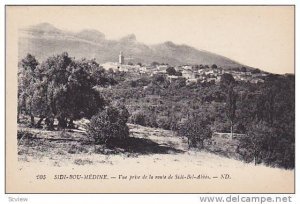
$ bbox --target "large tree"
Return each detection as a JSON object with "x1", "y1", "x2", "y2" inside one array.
[
  {"x1": 18, "y1": 54, "x2": 39, "y2": 125},
  {"x1": 237, "y1": 75, "x2": 295, "y2": 168},
  {"x1": 225, "y1": 85, "x2": 237, "y2": 138},
  {"x1": 220, "y1": 73, "x2": 237, "y2": 138},
  {"x1": 18, "y1": 53, "x2": 108, "y2": 130},
  {"x1": 178, "y1": 115, "x2": 212, "y2": 149}
]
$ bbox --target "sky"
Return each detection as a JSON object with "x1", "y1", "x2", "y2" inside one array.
[{"x1": 8, "y1": 6, "x2": 294, "y2": 74}]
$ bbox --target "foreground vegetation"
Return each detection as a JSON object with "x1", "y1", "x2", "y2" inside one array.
[{"x1": 18, "y1": 52, "x2": 295, "y2": 169}]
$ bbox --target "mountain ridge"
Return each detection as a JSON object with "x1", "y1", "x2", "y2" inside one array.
[{"x1": 19, "y1": 23, "x2": 247, "y2": 68}]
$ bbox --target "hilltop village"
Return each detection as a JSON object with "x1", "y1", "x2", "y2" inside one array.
[{"x1": 101, "y1": 52, "x2": 268, "y2": 85}]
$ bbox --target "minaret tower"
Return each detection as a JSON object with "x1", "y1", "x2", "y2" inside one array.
[{"x1": 119, "y1": 51, "x2": 124, "y2": 64}]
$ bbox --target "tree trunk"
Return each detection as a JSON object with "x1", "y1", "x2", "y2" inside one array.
[
  {"x1": 30, "y1": 115, "x2": 35, "y2": 126},
  {"x1": 45, "y1": 117, "x2": 54, "y2": 130},
  {"x1": 197, "y1": 140, "x2": 204, "y2": 149},
  {"x1": 17, "y1": 107, "x2": 20, "y2": 123},
  {"x1": 230, "y1": 120, "x2": 234, "y2": 139},
  {"x1": 58, "y1": 117, "x2": 67, "y2": 129},
  {"x1": 68, "y1": 119, "x2": 75, "y2": 129},
  {"x1": 36, "y1": 117, "x2": 44, "y2": 128}
]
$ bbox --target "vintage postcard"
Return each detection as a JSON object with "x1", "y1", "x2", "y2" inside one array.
[{"x1": 6, "y1": 5, "x2": 295, "y2": 193}]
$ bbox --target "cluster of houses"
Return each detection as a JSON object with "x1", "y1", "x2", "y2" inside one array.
[
  {"x1": 155, "y1": 65, "x2": 266, "y2": 84},
  {"x1": 100, "y1": 52, "x2": 268, "y2": 84}
]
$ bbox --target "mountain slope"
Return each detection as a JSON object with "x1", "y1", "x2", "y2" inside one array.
[{"x1": 19, "y1": 23, "x2": 244, "y2": 68}]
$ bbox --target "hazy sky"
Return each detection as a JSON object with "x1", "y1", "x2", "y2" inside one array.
[{"x1": 8, "y1": 6, "x2": 294, "y2": 74}]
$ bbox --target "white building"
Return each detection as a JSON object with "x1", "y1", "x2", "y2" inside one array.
[
  {"x1": 101, "y1": 62, "x2": 120, "y2": 72},
  {"x1": 156, "y1": 65, "x2": 169, "y2": 73},
  {"x1": 119, "y1": 51, "x2": 124, "y2": 64},
  {"x1": 182, "y1": 70, "x2": 196, "y2": 79},
  {"x1": 182, "y1": 65, "x2": 193, "y2": 70}
]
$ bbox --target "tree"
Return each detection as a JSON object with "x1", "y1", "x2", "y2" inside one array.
[
  {"x1": 237, "y1": 75, "x2": 294, "y2": 168},
  {"x1": 220, "y1": 73, "x2": 235, "y2": 89},
  {"x1": 30, "y1": 78, "x2": 49, "y2": 128},
  {"x1": 252, "y1": 68, "x2": 261, "y2": 74},
  {"x1": 239, "y1": 121, "x2": 294, "y2": 168},
  {"x1": 78, "y1": 59, "x2": 117, "y2": 86},
  {"x1": 18, "y1": 53, "x2": 107, "y2": 130},
  {"x1": 87, "y1": 106, "x2": 129, "y2": 145},
  {"x1": 211, "y1": 64, "x2": 218, "y2": 69},
  {"x1": 169, "y1": 77, "x2": 186, "y2": 89},
  {"x1": 240, "y1": 67, "x2": 247, "y2": 72},
  {"x1": 225, "y1": 85, "x2": 237, "y2": 138},
  {"x1": 38, "y1": 52, "x2": 73, "y2": 128},
  {"x1": 151, "y1": 61, "x2": 160, "y2": 67},
  {"x1": 152, "y1": 74, "x2": 169, "y2": 88},
  {"x1": 178, "y1": 116, "x2": 212, "y2": 149},
  {"x1": 65, "y1": 61, "x2": 106, "y2": 127},
  {"x1": 220, "y1": 73, "x2": 236, "y2": 138},
  {"x1": 239, "y1": 122, "x2": 272, "y2": 165},
  {"x1": 18, "y1": 54, "x2": 39, "y2": 125},
  {"x1": 166, "y1": 67, "x2": 177, "y2": 76},
  {"x1": 174, "y1": 71, "x2": 182, "y2": 76}
]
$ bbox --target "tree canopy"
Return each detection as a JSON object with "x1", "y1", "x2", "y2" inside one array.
[{"x1": 18, "y1": 52, "x2": 116, "y2": 129}]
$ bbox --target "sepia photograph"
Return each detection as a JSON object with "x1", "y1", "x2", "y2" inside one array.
[{"x1": 5, "y1": 5, "x2": 295, "y2": 193}]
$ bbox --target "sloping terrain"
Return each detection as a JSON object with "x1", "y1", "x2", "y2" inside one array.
[
  {"x1": 17, "y1": 123, "x2": 188, "y2": 164},
  {"x1": 17, "y1": 122, "x2": 294, "y2": 193}
]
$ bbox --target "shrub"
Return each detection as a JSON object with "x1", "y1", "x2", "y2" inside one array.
[
  {"x1": 156, "y1": 116, "x2": 171, "y2": 130},
  {"x1": 211, "y1": 64, "x2": 218, "y2": 69},
  {"x1": 239, "y1": 121, "x2": 294, "y2": 168},
  {"x1": 129, "y1": 111, "x2": 158, "y2": 128},
  {"x1": 130, "y1": 112, "x2": 146, "y2": 126},
  {"x1": 87, "y1": 106, "x2": 129, "y2": 145},
  {"x1": 213, "y1": 120, "x2": 230, "y2": 133},
  {"x1": 178, "y1": 116, "x2": 212, "y2": 149},
  {"x1": 235, "y1": 122, "x2": 246, "y2": 134},
  {"x1": 166, "y1": 67, "x2": 176, "y2": 75}
]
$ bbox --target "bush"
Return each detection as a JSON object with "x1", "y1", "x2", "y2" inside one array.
[
  {"x1": 129, "y1": 111, "x2": 158, "y2": 128},
  {"x1": 235, "y1": 122, "x2": 246, "y2": 134},
  {"x1": 178, "y1": 116, "x2": 212, "y2": 149},
  {"x1": 166, "y1": 67, "x2": 176, "y2": 75},
  {"x1": 156, "y1": 116, "x2": 171, "y2": 130},
  {"x1": 213, "y1": 120, "x2": 230, "y2": 133},
  {"x1": 239, "y1": 121, "x2": 294, "y2": 168},
  {"x1": 130, "y1": 112, "x2": 146, "y2": 126},
  {"x1": 87, "y1": 106, "x2": 129, "y2": 145}
]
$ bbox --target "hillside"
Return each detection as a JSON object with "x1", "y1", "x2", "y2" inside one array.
[
  {"x1": 19, "y1": 23, "x2": 244, "y2": 68},
  {"x1": 17, "y1": 122, "x2": 294, "y2": 193}
]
